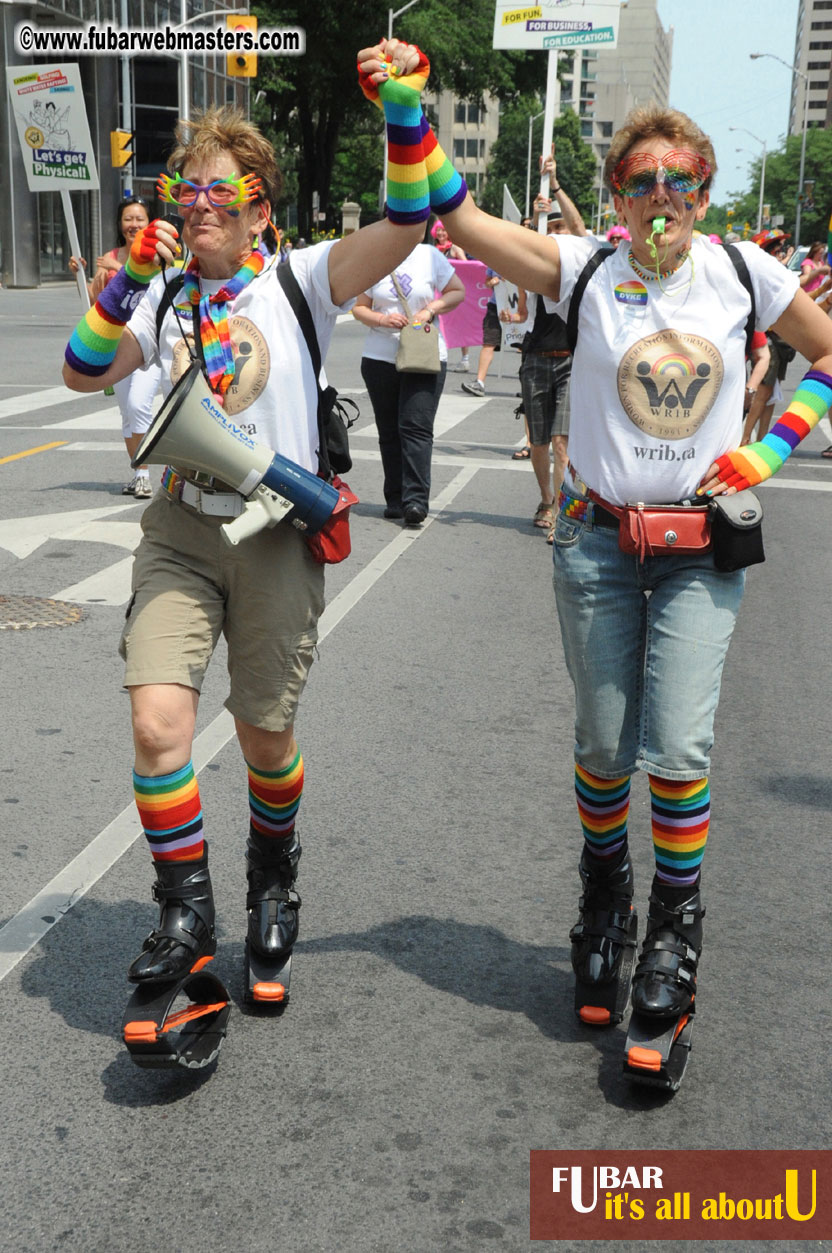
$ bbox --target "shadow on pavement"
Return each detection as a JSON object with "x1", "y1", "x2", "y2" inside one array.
[{"x1": 18, "y1": 898, "x2": 663, "y2": 1109}]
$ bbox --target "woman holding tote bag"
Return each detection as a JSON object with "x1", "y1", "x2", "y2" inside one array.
[{"x1": 353, "y1": 240, "x2": 464, "y2": 526}]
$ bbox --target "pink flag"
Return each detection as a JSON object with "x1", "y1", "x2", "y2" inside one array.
[{"x1": 438, "y1": 259, "x2": 489, "y2": 349}]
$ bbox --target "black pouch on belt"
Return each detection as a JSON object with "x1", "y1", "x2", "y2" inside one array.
[{"x1": 708, "y1": 488, "x2": 765, "y2": 572}]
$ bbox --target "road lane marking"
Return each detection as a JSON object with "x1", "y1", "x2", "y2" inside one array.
[
  {"x1": 0, "y1": 386, "x2": 72, "y2": 420},
  {"x1": 45, "y1": 407, "x2": 121, "y2": 430},
  {"x1": 0, "y1": 441, "x2": 67, "y2": 465},
  {"x1": 0, "y1": 465, "x2": 481, "y2": 984},
  {"x1": 0, "y1": 504, "x2": 138, "y2": 559}
]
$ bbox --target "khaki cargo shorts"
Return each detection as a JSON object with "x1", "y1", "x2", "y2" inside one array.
[{"x1": 120, "y1": 492, "x2": 326, "y2": 731}]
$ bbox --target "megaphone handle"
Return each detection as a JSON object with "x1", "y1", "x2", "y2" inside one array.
[{"x1": 221, "y1": 488, "x2": 293, "y2": 547}]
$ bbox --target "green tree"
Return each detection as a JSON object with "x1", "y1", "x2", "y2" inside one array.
[
  {"x1": 480, "y1": 101, "x2": 596, "y2": 224},
  {"x1": 253, "y1": 0, "x2": 546, "y2": 235},
  {"x1": 714, "y1": 127, "x2": 832, "y2": 245}
]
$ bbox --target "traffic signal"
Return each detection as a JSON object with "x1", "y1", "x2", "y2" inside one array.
[
  {"x1": 227, "y1": 15, "x2": 257, "y2": 78},
  {"x1": 110, "y1": 130, "x2": 133, "y2": 168}
]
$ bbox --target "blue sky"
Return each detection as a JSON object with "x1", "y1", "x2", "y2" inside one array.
[{"x1": 657, "y1": 0, "x2": 802, "y2": 205}]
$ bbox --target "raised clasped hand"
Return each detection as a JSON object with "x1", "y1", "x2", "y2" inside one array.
[{"x1": 357, "y1": 38, "x2": 428, "y2": 106}]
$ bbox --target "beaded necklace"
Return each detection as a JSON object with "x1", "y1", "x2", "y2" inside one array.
[{"x1": 627, "y1": 247, "x2": 690, "y2": 283}]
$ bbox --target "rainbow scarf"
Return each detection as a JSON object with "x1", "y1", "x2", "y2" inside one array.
[{"x1": 182, "y1": 250, "x2": 265, "y2": 395}]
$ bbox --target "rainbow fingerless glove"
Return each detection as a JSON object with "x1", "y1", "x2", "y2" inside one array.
[
  {"x1": 65, "y1": 223, "x2": 166, "y2": 376},
  {"x1": 421, "y1": 116, "x2": 468, "y2": 216},
  {"x1": 359, "y1": 46, "x2": 430, "y2": 223},
  {"x1": 710, "y1": 369, "x2": 832, "y2": 490}
]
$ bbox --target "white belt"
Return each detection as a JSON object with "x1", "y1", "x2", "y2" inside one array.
[{"x1": 178, "y1": 480, "x2": 245, "y2": 517}]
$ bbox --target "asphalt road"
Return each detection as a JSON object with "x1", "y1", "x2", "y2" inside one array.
[{"x1": 0, "y1": 282, "x2": 831, "y2": 1252}]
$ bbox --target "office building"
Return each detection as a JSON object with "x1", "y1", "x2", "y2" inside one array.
[{"x1": 1, "y1": 0, "x2": 247, "y2": 287}]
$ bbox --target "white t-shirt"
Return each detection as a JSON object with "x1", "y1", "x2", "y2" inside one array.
[
  {"x1": 360, "y1": 243, "x2": 456, "y2": 364},
  {"x1": 546, "y1": 236, "x2": 799, "y2": 505},
  {"x1": 128, "y1": 242, "x2": 352, "y2": 474}
]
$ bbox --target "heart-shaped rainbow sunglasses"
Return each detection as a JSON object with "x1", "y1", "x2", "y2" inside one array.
[{"x1": 610, "y1": 150, "x2": 711, "y2": 199}]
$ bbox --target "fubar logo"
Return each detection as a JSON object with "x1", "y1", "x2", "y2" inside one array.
[
  {"x1": 530, "y1": 1151, "x2": 830, "y2": 1241},
  {"x1": 617, "y1": 329, "x2": 723, "y2": 441}
]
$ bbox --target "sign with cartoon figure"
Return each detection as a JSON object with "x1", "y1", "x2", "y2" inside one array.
[
  {"x1": 492, "y1": 0, "x2": 621, "y2": 51},
  {"x1": 6, "y1": 63, "x2": 99, "y2": 192}
]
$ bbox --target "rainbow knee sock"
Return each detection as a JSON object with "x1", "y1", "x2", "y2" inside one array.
[
  {"x1": 575, "y1": 765, "x2": 631, "y2": 861},
  {"x1": 649, "y1": 775, "x2": 710, "y2": 888},
  {"x1": 133, "y1": 762, "x2": 204, "y2": 863},
  {"x1": 247, "y1": 750, "x2": 304, "y2": 841}
]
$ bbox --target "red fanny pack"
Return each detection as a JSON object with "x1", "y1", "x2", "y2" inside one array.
[
  {"x1": 588, "y1": 490, "x2": 711, "y2": 562},
  {"x1": 304, "y1": 475, "x2": 359, "y2": 565}
]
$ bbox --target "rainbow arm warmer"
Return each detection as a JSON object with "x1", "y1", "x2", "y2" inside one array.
[
  {"x1": 708, "y1": 369, "x2": 832, "y2": 491},
  {"x1": 421, "y1": 116, "x2": 468, "y2": 217},
  {"x1": 65, "y1": 224, "x2": 165, "y2": 376},
  {"x1": 359, "y1": 47, "x2": 430, "y2": 224}
]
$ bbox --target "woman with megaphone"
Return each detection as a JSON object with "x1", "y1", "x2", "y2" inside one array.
[{"x1": 62, "y1": 39, "x2": 432, "y2": 1045}]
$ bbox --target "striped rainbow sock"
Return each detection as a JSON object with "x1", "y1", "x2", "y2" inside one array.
[
  {"x1": 247, "y1": 749, "x2": 304, "y2": 840},
  {"x1": 649, "y1": 775, "x2": 710, "y2": 888},
  {"x1": 575, "y1": 765, "x2": 631, "y2": 860},
  {"x1": 133, "y1": 762, "x2": 204, "y2": 863}
]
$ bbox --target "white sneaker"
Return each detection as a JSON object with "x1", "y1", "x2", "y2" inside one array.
[
  {"x1": 134, "y1": 476, "x2": 153, "y2": 499},
  {"x1": 122, "y1": 475, "x2": 138, "y2": 495},
  {"x1": 461, "y1": 378, "x2": 485, "y2": 396}
]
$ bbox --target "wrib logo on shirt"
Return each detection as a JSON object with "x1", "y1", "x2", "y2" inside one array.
[
  {"x1": 617, "y1": 329, "x2": 723, "y2": 440},
  {"x1": 170, "y1": 316, "x2": 270, "y2": 417}
]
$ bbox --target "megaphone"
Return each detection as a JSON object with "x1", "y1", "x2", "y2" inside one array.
[{"x1": 132, "y1": 363, "x2": 339, "y2": 546}]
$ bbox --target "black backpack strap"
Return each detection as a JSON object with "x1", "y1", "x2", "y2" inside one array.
[
  {"x1": 566, "y1": 246, "x2": 615, "y2": 353},
  {"x1": 155, "y1": 271, "x2": 186, "y2": 342},
  {"x1": 723, "y1": 243, "x2": 756, "y2": 359},
  {"x1": 276, "y1": 262, "x2": 330, "y2": 476},
  {"x1": 277, "y1": 261, "x2": 324, "y2": 384}
]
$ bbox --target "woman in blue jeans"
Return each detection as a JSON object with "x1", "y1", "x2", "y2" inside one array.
[
  {"x1": 353, "y1": 240, "x2": 464, "y2": 526},
  {"x1": 406, "y1": 88, "x2": 832, "y2": 1045}
]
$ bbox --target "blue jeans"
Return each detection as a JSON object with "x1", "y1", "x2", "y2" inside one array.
[{"x1": 551, "y1": 502, "x2": 745, "y2": 782}]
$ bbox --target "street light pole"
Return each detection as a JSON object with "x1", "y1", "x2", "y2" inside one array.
[
  {"x1": 729, "y1": 126, "x2": 767, "y2": 233},
  {"x1": 750, "y1": 52, "x2": 810, "y2": 246},
  {"x1": 795, "y1": 82, "x2": 809, "y2": 247},
  {"x1": 382, "y1": 0, "x2": 426, "y2": 207},
  {"x1": 174, "y1": 7, "x2": 248, "y2": 122}
]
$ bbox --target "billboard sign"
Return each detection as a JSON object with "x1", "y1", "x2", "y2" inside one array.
[{"x1": 492, "y1": 0, "x2": 621, "y2": 51}]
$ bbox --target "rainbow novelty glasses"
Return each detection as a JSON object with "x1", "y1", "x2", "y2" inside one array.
[
  {"x1": 156, "y1": 171, "x2": 263, "y2": 209},
  {"x1": 610, "y1": 149, "x2": 711, "y2": 199}
]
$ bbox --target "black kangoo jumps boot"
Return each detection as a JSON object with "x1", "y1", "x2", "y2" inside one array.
[
  {"x1": 631, "y1": 876, "x2": 705, "y2": 1019},
  {"x1": 244, "y1": 831, "x2": 301, "y2": 1006},
  {"x1": 127, "y1": 843, "x2": 216, "y2": 984},
  {"x1": 570, "y1": 848, "x2": 638, "y2": 1025},
  {"x1": 246, "y1": 831, "x2": 302, "y2": 959}
]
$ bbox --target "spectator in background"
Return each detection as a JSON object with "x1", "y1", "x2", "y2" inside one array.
[
  {"x1": 606, "y1": 224, "x2": 631, "y2": 249},
  {"x1": 502, "y1": 157, "x2": 587, "y2": 541},
  {"x1": 71, "y1": 196, "x2": 160, "y2": 498},
  {"x1": 461, "y1": 268, "x2": 503, "y2": 397},
  {"x1": 800, "y1": 241, "x2": 830, "y2": 294},
  {"x1": 353, "y1": 238, "x2": 465, "y2": 524},
  {"x1": 432, "y1": 218, "x2": 470, "y2": 372}
]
